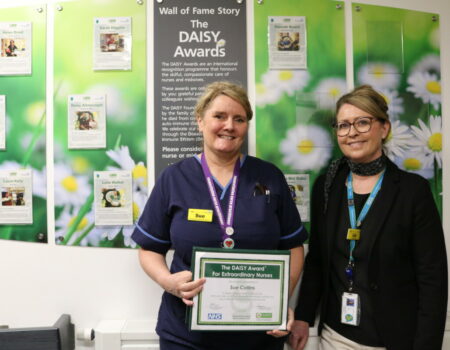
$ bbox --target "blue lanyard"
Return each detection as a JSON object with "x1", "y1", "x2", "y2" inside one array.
[{"x1": 346, "y1": 171, "x2": 385, "y2": 262}]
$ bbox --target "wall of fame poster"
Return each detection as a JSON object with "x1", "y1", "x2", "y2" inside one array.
[{"x1": 154, "y1": 0, "x2": 247, "y2": 177}]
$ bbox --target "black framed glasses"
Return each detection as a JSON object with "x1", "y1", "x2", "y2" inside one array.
[{"x1": 333, "y1": 116, "x2": 379, "y2": 137}]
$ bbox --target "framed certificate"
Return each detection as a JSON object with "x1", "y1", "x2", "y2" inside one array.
[{"x1": 189, "y1": 247, "x2": 290, "y2": 331}]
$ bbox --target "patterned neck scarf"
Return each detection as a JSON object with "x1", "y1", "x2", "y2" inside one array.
[
  {"x1": 346, "y1": 154, "x2": 387, "y2": 176},
  {"x1": 323, "y1": 154, "x2": 386, "y2": 213}
]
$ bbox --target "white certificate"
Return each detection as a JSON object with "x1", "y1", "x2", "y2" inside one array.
[
  {"x1": 0, "y1": 22, "x2": 32, "y2": 75},
  {"x1": 190, "y1": 248, "x2": 290, "y2": 331},
  {"x1": 268, "y1": 16, "x2": 307, "y2": 70},
  {"x1": 0, "y1": 95, "x2": 5, "y2": 150},
  {"x1": 94, "y1": 170, "x2": 133, "y2": 226},
  {"x1": 68, "y1": 95, "x2": 106, "y2": 149},
  {"x1": 93, "y1": 17, "x2": 132, "y2": 71},
  {"x1": 0, "y1": 169, "x2": 33, "y2": 224}
]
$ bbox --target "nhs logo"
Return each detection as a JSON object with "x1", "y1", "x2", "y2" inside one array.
[{"x1": 207, "y1": 313, "x2": 222, "y2": 320}]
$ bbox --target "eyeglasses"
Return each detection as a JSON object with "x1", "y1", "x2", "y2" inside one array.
[{"x1": 333, "y1": 116, "x2": 379, "y2": 137}]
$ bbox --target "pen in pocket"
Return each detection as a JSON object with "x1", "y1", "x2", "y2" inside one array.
[{"x1": 253, "y1": 182, "x2": 264, "y2": 196}]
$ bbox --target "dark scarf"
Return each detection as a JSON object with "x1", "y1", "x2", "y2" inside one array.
[{"x1": 323, "y1": 154, "x2": 387, "y2": 213}]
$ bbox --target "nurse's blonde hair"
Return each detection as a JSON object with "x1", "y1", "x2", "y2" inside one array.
[{"x1": 194, "y1": 81, "x2": 253, "y2": 121}]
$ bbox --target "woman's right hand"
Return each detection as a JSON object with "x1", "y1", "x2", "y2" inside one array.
[
  {"x1": 161, "y1": 270, "x2": 206, "y2": 306},
  {"x1": 138, "y1": 249, "x2": 206, "y2": 306},
  {"x1": 289, "y1": 320, "x2": 310, "y2": 350}
]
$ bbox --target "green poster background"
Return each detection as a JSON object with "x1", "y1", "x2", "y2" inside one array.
[
  {"x1": 0, "y1": 6, "x2": 47, "y2": 243},
  {"x1": 352, "y1": 4, "x2": 442, "y2": 215},
  {"x1": 254, "y1": 0, "x2": 346, "y2": 225},
  {"x1": 54, "y1": 0, "x2": 147, "y2": 248}
]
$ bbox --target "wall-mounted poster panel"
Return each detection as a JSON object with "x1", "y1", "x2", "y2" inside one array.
[
  {"x1": 54, "y1": 0, "x2": 146, "y2": 248},
  {"x1": 268, "y1": 16, "x2": 307, "y2": 70},
  {"x1": 0, "y1": 5, "x2": 47, "y2": 243},
  {"x1": 93, "y1": 17, "x2": 132, "y2": 71},
  {"x1": 352, "y1": 4, "x2": 442, "y2": 215},
  {"x1": 154, "y1": 0, "x2": 247, "y2": 177},
  {"x1": 254, "y1": 0, "x2": 346, "y2": 223},
  {"x1": 0, "y1": 21, "x2": 32, "y2": 75}
]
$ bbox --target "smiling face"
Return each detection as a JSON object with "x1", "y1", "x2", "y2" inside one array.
[
  {"x1": 197, "y1": 94, "x2": 248, "y2": 159},
  {"x1": 336, "y1": 103, "x2": 390, "y2": 163}
]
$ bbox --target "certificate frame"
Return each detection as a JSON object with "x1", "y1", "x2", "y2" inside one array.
[{"x1": 189, "y1": 247, "x2": 290, "y2": 331}]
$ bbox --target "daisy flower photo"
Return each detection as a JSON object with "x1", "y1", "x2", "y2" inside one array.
[
  {"x1": 106, "y1": 146, "x2": 148, "y2": 194},
  {"x1": 313, "y1": 77, "x2": 347, "y2": 110},
  {"x1": 55, "y1": 207, "x2": 102, "y2": 246},
  {"x1": 261, "y1": 69, "x2": 310, "y2": 97},
  {"x1": 410, "y1": 115, "x2": 442, "y2": 168},
  {"x1": 54, "y1": 163, "x2": 91, "y2": 207},
  {"x1": 394, "y1": 151, "x2": 434, "y2": 179},
  {"x1": 407, "y1": 72, "x2": 441, "y2": 110},
  {"x1": 255, "y1": 82, "x2": 283, "y2": 107},
  {"x1": 383, "y1": 120, "x2": 413, "y2": 160},
  {"x1": 357, "y1": 62, "x2": 400, "y2": 89},
  {"x1": 410, "y1": 54, "x2": 440, "y2": 76},
  {"x1": 279, "y1": 124, "x2": 332, "y2": 171}
]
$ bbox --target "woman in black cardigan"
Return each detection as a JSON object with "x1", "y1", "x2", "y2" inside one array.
[{"x1": 290, "y1": 85, "x2": 447, "y2": 350}]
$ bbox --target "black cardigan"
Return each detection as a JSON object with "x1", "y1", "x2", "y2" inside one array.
[{"x1": 295, "y1": 159, "x2": 447, "y2": 350}]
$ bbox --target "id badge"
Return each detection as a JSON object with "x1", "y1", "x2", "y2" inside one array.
[
  {"x1": 187, "y1": 209, "x2": 213, "y2": 222},
  {"x1": 346, "y1": 228, "x2": 361, "y2": 240},
  {"x1": 341, "y1": 292, "x2": 360, "y2": 326}
]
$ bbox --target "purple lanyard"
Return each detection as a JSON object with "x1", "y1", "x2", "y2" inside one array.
[{"x1": 200, "y1": 153, "x2": 240, "y2": 248}]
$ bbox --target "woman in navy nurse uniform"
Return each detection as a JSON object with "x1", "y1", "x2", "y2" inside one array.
[
  {"x1": 289, "y1": 85, "x2": 447, "y2": 350},
  {"x1": 132, "y1": 81, "x2": 308, "y2": 350}
]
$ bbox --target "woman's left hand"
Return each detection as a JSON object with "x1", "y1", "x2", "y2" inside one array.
[{"x1": 266, "y1": 307, "x2": 294, "y2": 338}]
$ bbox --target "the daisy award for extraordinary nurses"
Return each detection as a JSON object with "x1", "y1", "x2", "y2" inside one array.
[{"x1": 189, "y1": 247, "x2": 290, "y2": 331}]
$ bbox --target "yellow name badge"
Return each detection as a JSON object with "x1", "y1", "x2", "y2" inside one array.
[
  {"x1": 188, "y1": 209, "x2": 213, "y2": 222},
  {"x1": 346, "y1": 228, "x2": 361, "y2": 240}
]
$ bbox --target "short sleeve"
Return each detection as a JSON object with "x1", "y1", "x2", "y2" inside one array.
[{"x1": 131, "y1": 172, "x2": 172, "y2": 254}]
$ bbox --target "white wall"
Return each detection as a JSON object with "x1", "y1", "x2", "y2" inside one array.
[{"x1": 0, "y1": 0, "x2": 449, "y2": 349}]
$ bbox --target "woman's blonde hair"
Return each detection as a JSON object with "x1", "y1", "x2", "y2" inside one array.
[
  {"x1": 194, "y1": 81, "x2": 253, "y2": 121},
  {"x1": 336, "y1": 84, "x2": 390, "y2": 123}
]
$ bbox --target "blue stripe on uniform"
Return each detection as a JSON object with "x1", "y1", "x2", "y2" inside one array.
[
  {"x1": 280, "y1": 225, "x2": 305, "y2": 240},
  {"x1": 136, "y1": 223, "x2": 171, "y2": 244}
]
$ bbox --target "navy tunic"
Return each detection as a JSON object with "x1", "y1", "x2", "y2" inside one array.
[{"x1": 132, "y1": 155, "x2": 308, "y2": 350}]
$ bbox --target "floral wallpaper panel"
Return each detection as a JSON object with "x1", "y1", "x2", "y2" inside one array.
[
  {"x1": 53, "y1": 0, "x2": 147, "y2": 248},
  {"x1": 0, "y1": 5, "x2": 47, "y2": 243}
]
